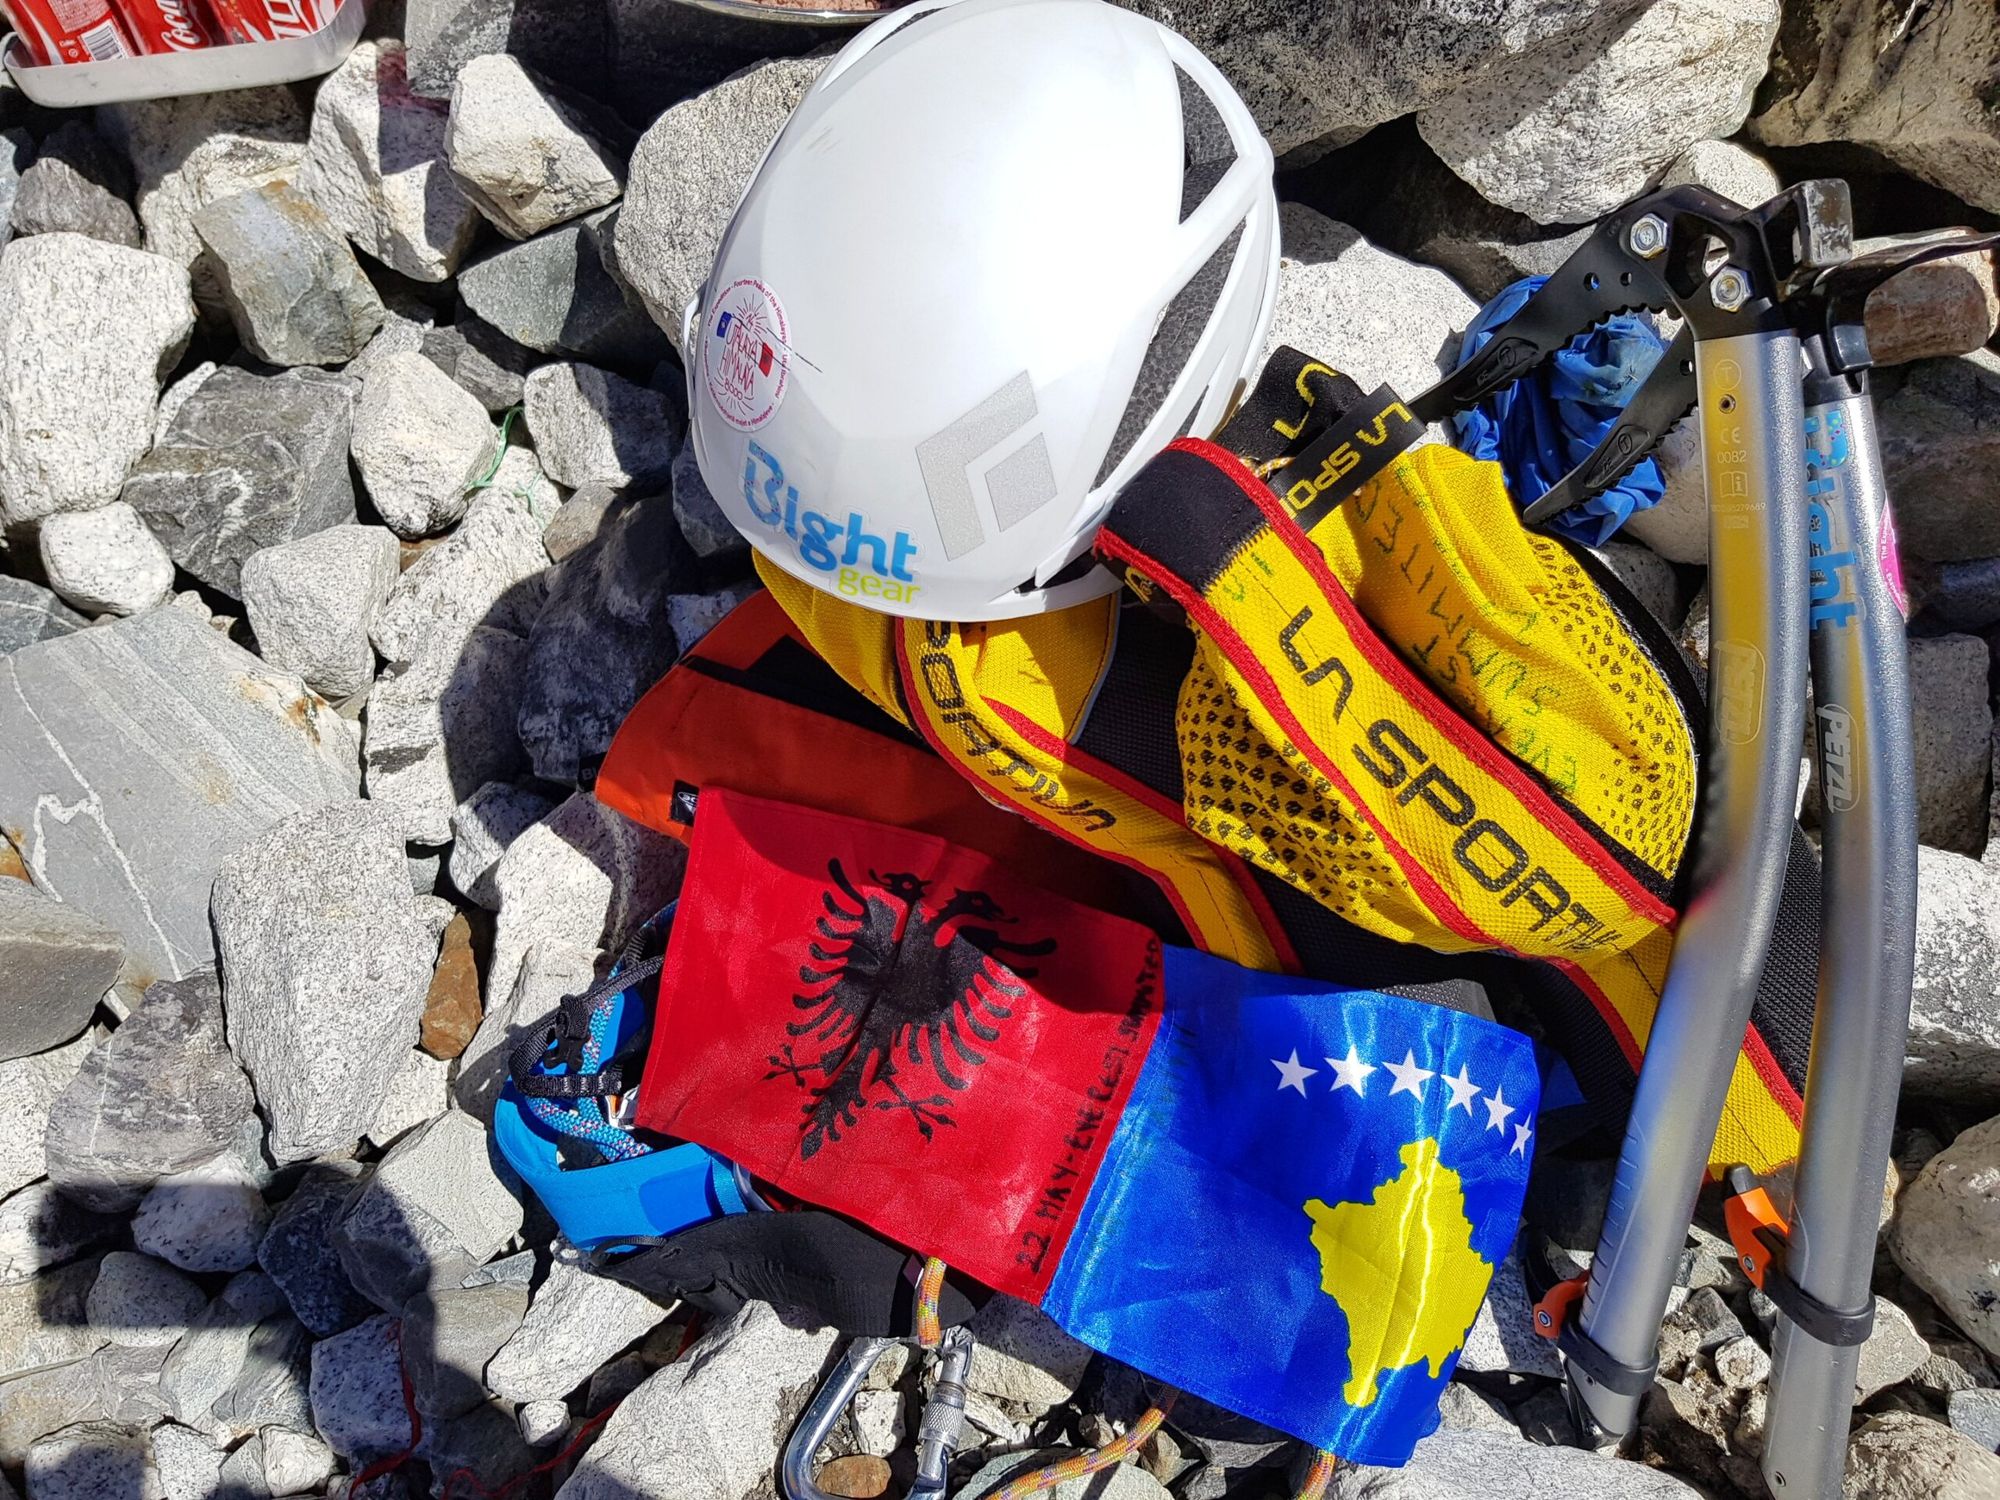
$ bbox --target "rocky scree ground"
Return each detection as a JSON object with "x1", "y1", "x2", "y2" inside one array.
[{"x1": 3, "y1": 2, "x2": 2000, "y2": 1498}]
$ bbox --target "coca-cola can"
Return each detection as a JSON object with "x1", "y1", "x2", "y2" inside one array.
[
  {"x1": 200, "y1": 0, "x2": 330, "y2": 43},
  {"x1": 1, "y1": 0, "x2": 137, "y2": 64},
  {"x1": 112, "y1": 0, "x2": 215, "y2": 53}
]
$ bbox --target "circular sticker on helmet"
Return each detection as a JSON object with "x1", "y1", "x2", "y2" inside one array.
[{"x1": 702, "y1": 279, "x2": 791, "y2": 432}]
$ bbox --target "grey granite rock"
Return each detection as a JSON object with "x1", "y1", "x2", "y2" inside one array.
[
  {"x1": 194, "y1": 178, "x2": 387, "y2": 367},
  {"x1": 37, "y1": 500, "x2": 176, "y2": 618},
  {"x1": 370, "y1": 487, "x2": 549, "y2": 667},
  {"x1": 1416, "y1": 0, "x2": 1778, "y2": 224},
  {"x1": 671, "y1": 436, "x2": 744, "y2": 560},
  {"x1": 88, "y1": 1250, "x2": 207, "y2": 1348},
  {"x1": 8, "y1": 121, "x2": 140, "y2": 248},
  {"x1": 213, "y1": 803, "x2": 431, "y2": 1162},
  {"x1": 448, "y1": 781, "x2": 558, "y2": 910},
  {"x1": 123, "y1": 364, "x2": 361, "y2": 598},
  {"x1": 516, "y1": 495, "x2": 685, "y2": 783},
  {"x1": 553, "y1": 1300, "x2": 838, "y2": 1500},
  {"x1": 257, "y1": 1161, "x2": 371, "y2": 1337},
  {"x1": 308, "y1": 1312, "x2": 414, "y2": 1462},
  {"x1": 421, "y1": 315, "x2": 536, "y2": 411},
  {"x1": 424, "y1": 1399, "x2": 538, "y2": 1496},
  {"x1": 488, "y1": 793, "x2": 685, "y2": 1020},
  {"x1": 240, "y1": 523, "x2": 400, "y2": 699},
  {"x1": 0, "y1": 577, "x2": 87, "y2": 656},
  {"x1": 24, "y1": 1422, "x2": 164, "y2": 1500},
  {"x1": 961, "y1": 1451, "x2": 1169, "y2": 1500},
  {"x1": 0, "y1": 1032, "x2": 91, "y2": 1200},
  {"x1": 366, "y1": 623, "x2": 533, "y2": 846},
  {"x1": 1948, "y1": 1388, "x2": 2000, "y2": 1454},
  {"x1": 404, "y1": 1281, "x2": 531, "y2": 1421},
  {"x1": 457, "y1": 212, "x2": 670, "y2": 370},
  {"x1": 446, "y1": 54, "x2": 626, "y2": 240},
  {"x1": 1748, "y1": 0, "x2": 2000, "y2": 214},
  {"x1": 1893, "y1": 1115, "x2": 2000, "y2": 1363},
  {"x1": 1322, "y1": 1422, "x2": 1703, "y2": 1497},
  {"x1": 1459, "y1": 1251, "x2": 1564, "y2": 1380},
  {"x1": 1842, "y1": 1411, "x2": 2000, "y2": 1500},
  {"x1": 0, "y1": 607, "x2": 359, "y2": 981},
  {"x1": 1916, "y1": 557, "x2": 2000, "y2": 635},
  {"x1": 1907, "y1": 635, "x2": 1993, "y2": 855},
  {"x1": 0, "y1": 124, "x2": 30, "y2": 238},
  {"x1": 364, "y1": 1045, "x2": 452, "y2": 1151},
  {"x1": 1267, "y1": 205, "x2": 1478, "y2": 402},
  {"x1": 404, "y1": 0, "x2": 611, "y2": 102},
  {"x1": 522, "y1": 360, "x2": 681, "y2": 489},
  {"x1": 1856, "y1": 1298, "x2": 1931, "y2": 1403},
  {"x1": 333, "y1": 1111, "x2": 524, "y2": 1312},
  {"x1": 212, "y1": 1313, "x2": 314, "y2": 1440},
  {"x1": 262, "y1": 1427, "x2": 335, "y2": 1496},
  {"x1": 615, "y1": 56, "x2": 825, "y2": 355},
  {"x1": 0, "y1": 1179, "x2": 121, "y2": 1284},
  {"x1": 100, "y1": 86, "x2": 309, "y2": 313},
  {"x1": 343, "y1": 302, "x2": 435, "y2": 387},
  {"x1": 298, "y1": 41, "x2": 481, "y2": 283},
  {"x1": 964, "y1": 1295, "x2": 1092, "y2": 1413},
  {"x1": 152, "y1": 360, "x2": 214, "y2": 445},
  {"x1": 0, "y1": 232, "x2": 194, "y2": 526},
  {"x1": 352, "y1": 350, "x2": 500, "y2": 539},
  {"x1": 1878, "y1": 351, "x2": 2000, "y2": 564},
  {"x1": 157, "y1": 1268, "x2": 286, "y2": 1438},
  {"x1": 486, "y1": 1248, "x2": 667, "y2": 1402},
  {"x1": 0, "y1": 881, "x2": 120, "y2": 1062},
  {"x1": 543, "y1": 483, "x2": 618, "y2": 562},
  {"x1": 43, "y1": 971, "x2": 255, "y2": 1213},
  {"x1": 150, "y1": 1422, "x2": 224, "y2": 1500},
  {"x1": 0, "y1": 1254, "x2": 104, "y2": 1380},
  {"x1": 132, "y1": 1154, "x2": 271, "y2": 1274},
  {"x1": 1907, "y1": 846, "x2": 2000, "y2": 1104},
  {"x1": 667, "y1": 581, "x2": 757, "y2": 655}
]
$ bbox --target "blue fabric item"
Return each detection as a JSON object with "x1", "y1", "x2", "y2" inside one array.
[
  {"x1": 1043, "y1": 947, "x2": 1539, "y2": 1465},
  {"x1": 496, "y1": 903, "x2": 747, "y2": 1250},
  {"x1": 1451, "y1": 276, "x2": 1668, "y2": 545}
]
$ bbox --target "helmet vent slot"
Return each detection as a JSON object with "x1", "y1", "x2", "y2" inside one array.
[{"x1": 1177, "y1": 64, "x2": 1238, "y2": 222}]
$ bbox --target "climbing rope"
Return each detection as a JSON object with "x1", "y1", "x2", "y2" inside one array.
[
  {"x1": 915, "y1": 1254, "x2": 948, "y2": 1348},
  {"x1": 1293, "y1": 1450, "x2": 1339, "y2": 1500}
]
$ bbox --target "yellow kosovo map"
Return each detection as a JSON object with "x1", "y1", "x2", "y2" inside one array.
[{"x1": 1303, "y1": 1138, "x2": 1493, "y2": 1407}]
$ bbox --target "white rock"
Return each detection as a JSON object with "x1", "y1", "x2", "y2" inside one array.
[
  {"x1": 1417, "y1": 0, "x2": 1781, "y2": 224},
  {"x1": 263, "y1": 1426, "x2": 335, "y2": 1496},
  {"x1": 518, "y1": 1398, "x2": 571, "y2": 1448},
  {"x1": 1266, "y1": 205, "x2": 1478, "y2": 404},
  {"x1": 212, "y1": 802, "x2": 433, "y2": 1163},
  {"x1": 365, "y1": 1046, "x2": 452, "y2": 1148},
  {"x1": 668, "y1": 581, "x2": 758, "y2": 655},
  {"x1": 0, "y1": 1030, "x2": 92, "y2": 1199},
  {"x1": 100, "y1": 86, "x2": 309, "y2": 310},
  {"x1": 1657, "y1": 140, "x2": 1782, "y2": 212},
  {"x1": 365, "y1": 623, "x2": 532, "y2": 845},
  {"x1": 307, "y1": 1312, "x2": 413, "y2": 1461},
  {"x1": 1325, "y1": 1423, "x2": 1704, "y2": 1497},
  {"x1": 1908, "y1": 635, "x2": 1993, "y2": 855},
  {"x1": 37, "y1": 501, "x2": 176, "y2": 618},
  {"x1": 1841, "y1": 1411, "x2": 2000, "y2": 1500},
  {"x1": 0, "y1": 233, "x2": 194, "y2": 526},
  {"x1": 25, "y1": 1422, "x2": 164, "y2": 1500},
  {"x1": 0, "y1": 1255, "x2": 106, "y2": 1383},
  {"x1": 1623, "y1": 422, "x2": 1708, "y2": 565},
  {"x1": 299, "y1": 41, "x2": 481, "y2": 283},
  {"x1": 370, "y1": 487, "x2": 548, "y2": 666},
  {"x1": 156, "y1": 1268, "x2": 286, "y2": 1436},
  {"x1": 965, "y1": 1296, "x2": 1093, "y2": 1413},
  {"x1": 615, "y1": 56, "x2": 826, "y2": 354},
  {"x1": 522, "y1": 361, "x2": 681, "y2": 489},
  {"x1": 1892, "y1": 1114, "x2": 2000, "y2": 1362},
  {"x1": 240, "y1": 523, "x2": 400, "y2": 699},
  {"x1": 150, "y1": 1422, "x2": 224, "y2": 1500},
  {"x1": 1856, "y1": 1297, "x2": 1931, "y2": 1403},
  {"x1": 851, "y1": 1389, "x2": 906, "y2": 1459},
  {"x1": 152, "y1": 361, "x2": 215, "y2": 447},
  {"x1": 1712, "y1": 1333, "x2": 1770, "y2": 1391},
  {"x1": 487, "y1": 792, "x2": 687, "y2": 1012},
  {"x1": 0, "y1": 1179, "x2": 120, "y2": 1285},
  {"x1": 352, "y1": 350, "x2": 500, "y2": 539},
  {"x1": 486, "y1": 442, "x2": 564, "y2": 532},
  {"x1": 486, "y1": 1248, "x2": 669, "y2": 1402},
  {"x1": 88, "y1": 1251, "x2": 207, "y2": 1348},
  {"x1": 449, "y1": 781, "x2": 559, "y2": 910},
  {"x1": 446, "y1": 55, "x2": 625, "y2": 240},
  {"x1": 132, "y1": 1154, "x2": 271, "y2": 1273},
  {"x1": 1908, "y1": 846, "x2": 2000, "y2": 1104},
  {"x1": 553, "y1": 1300, "x2": 839, "y2": 1500},
  {"x1": 334, "y1": 1111, "x2": 525, "y2": 1312}
]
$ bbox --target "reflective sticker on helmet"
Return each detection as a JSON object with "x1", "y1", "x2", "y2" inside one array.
[{"x1": 703, "y1": 279, "x2": 791, "y2": 432}]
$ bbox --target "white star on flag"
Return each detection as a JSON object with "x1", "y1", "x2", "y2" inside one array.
[
  {"x1": 1383, "y1": 1050, "x2": 1435, "y2": 1101},
  {"x1": 1326, "y1": 1045, "x2": 1375, "y2": 1097},
  {"x1": 1441, "y1": 1064, "x2": 1481, "y2": 1116},
  {"x1": 1272, "y1": 1050, "x2": 1318, "y2": 1096},
  {"x1": 1483, "y1": 1085, "x2": 1516, "y2": 1133},
  {"x1": 1511, "y1": 1119, "x2": 1534, "y2": 1158}
]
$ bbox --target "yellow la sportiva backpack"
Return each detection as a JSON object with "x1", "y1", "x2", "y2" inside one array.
[{"x1": 757, "y1": 349, "x2": 1817, "y2": 1176}]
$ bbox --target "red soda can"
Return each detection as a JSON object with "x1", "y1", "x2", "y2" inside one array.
[
  {"x1": 0, "y1": 0, "x2": 137, "y2": 64},
  {"x1": 112, "y1": 0, "x2": 215, "y2": 53},
  {"x1": 201, "y1": 0, "x2": 329, "y2": 42}
]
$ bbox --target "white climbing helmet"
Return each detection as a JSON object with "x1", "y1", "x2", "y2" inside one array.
[{"x1": 683, "y1": 0, "x2": 1279, "y2": 620}]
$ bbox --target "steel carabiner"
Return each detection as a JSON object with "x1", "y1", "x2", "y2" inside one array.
[{"x1": 780, "y1": 1326, "x2": 975, "y2": 1500}]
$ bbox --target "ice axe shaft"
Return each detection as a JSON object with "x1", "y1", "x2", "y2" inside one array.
[{"x1": 1569, "y1": 327, "x2": 1812, "y2": 1439}]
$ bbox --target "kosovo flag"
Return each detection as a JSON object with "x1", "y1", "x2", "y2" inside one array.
[{"x1": 636, "y1": 791, "x2": 1538, "y2": 1464}]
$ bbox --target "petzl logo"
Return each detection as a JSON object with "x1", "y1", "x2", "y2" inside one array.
[
  {"x1": 916, "y1": 374, "x2": 1058, "y2": 561},
  {"x1": 1816, "y1": 704, "x2": 1857, "y2": 812}
]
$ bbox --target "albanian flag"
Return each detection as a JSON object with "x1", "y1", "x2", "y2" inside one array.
[{"x1": 636, "y1": 790, "x2": 1539, "y2": 1464}]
